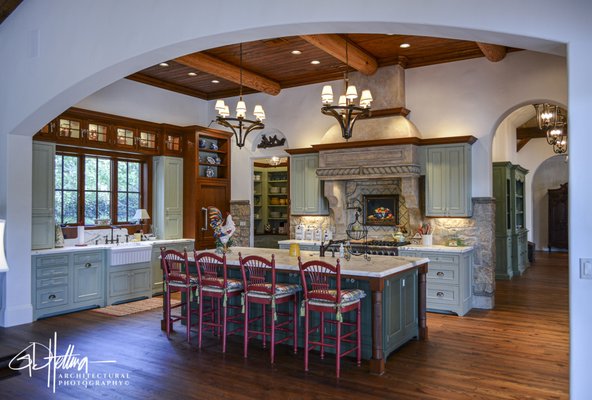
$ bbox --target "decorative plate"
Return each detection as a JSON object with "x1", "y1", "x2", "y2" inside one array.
[
  {"x1": 205, "y1": 166, "x2": 215, "y2": 178},
  {"x1": 209, "y1": 142, "x2": 219, "y2": 150},
  {"x1": 206, "y1": 156, "x2": 216, "y2": 164},
  {"x1": 199, "y1": 139, "x2": 206, "y2": 148}
]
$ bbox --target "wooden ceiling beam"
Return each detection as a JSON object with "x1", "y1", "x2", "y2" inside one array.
[
  {"x1": 476, "y1": 42, "x2": 507, "y2": 62},
  {"x1": 175, "y1": 52, "x2": 281, "y2": 96},
  {"x1": 300, "y1": 34, "x2": 378, "y2": 75}
]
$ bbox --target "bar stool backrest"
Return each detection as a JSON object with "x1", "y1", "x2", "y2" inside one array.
[
  {"x1": 194, "y1": 251, "x2": 227, "y2": 288},
  {"x1": 161, "y1": 248, "x2": 191, "y2": 284},
  {"x1": 239, "y1": 253, "x2": 276, "y2": 295},
  {"x1": 298, "y1": 257, "x2": 341, "y2": 303}
]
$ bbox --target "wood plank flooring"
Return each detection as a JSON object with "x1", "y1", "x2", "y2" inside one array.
[{"x1": 0, "y1": 252, "x2": 569, "y2": 399}]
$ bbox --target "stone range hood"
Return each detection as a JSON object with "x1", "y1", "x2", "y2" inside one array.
[{"x1": 313, "y1": 139, "x2": 424, "y2": 238}]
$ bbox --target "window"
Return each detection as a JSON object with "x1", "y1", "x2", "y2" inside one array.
[
  {"x1": 84, "y1": 156, "x2": 112, "y2": 225},
  {"x1": 117, "y1": 160, "x2": 141, "y2": 223},
  {"x1": 55, "y1": 155, "x2": 79, "y2": 224},
  {"x1": 54, "y1": 153, "x2": 145, "y2": 226}
]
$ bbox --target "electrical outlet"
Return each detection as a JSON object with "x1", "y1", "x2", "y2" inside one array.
[
  {"x1": 239, "y1": 221, "x2": 246, "y2": 227},
  {"x1": 580, "y1": 258, "x2": 592, "y2": 279}
]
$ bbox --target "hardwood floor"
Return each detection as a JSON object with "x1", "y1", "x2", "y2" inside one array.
[{"x1": 0, "y1": 252, "x2": 569, "y2": 399}]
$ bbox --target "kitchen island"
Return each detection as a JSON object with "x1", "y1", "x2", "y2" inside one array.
[{"x1": 193, "y1": 247, "x2": 429, "y2": 374}]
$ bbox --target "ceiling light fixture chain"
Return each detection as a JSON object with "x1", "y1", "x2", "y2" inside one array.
[
  {"x1": 214, "y1": 43, "x2": 266, "y2": 149},
  {"x1": 320, "y1": 35, "x2": 373, "y2": 141}
]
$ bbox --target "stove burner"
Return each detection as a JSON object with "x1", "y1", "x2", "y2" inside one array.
[{"x1": 366, "y1": 240, "x2": 410, "y2": 247}]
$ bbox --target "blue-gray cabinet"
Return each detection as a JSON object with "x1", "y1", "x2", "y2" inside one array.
[
  {"x1": 399, "y1": 247, "x2": 473, "y2": 316},
  {"x1": 32, "y1": 141, "x2": 56, "y2": 250},
  {"x1": 150, "y1": 239, "x2": 194, "y2": 295},
  {"x1": 384, "y1": 268, "x2": 418, "y2": 354},
  {"x1": 107, "y1": 262, "x2": 151, "y2": 305},
  {"x1": 289, "y1": 153, "x2": 328, "y2": 215},
  {"x1": 425, "y1": 144, "x2": 472, "y2": 217},
  {"x1": 153, "y1": 156, "x2": 183, "y2": 240},
  {"x1": 32, "y1": 250, "x2": 106, "y2": 320}
]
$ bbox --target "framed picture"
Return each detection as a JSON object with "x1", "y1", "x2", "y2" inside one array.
[{"x1": 363, "y1": 195, "x2": 399, "y2": 226}]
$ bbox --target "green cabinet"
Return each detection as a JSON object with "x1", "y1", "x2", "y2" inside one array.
[
  {"x1": 150, "y1": 239, "x2": 194, "y2": 295},
  {"x1": 493, "y1": 162, "x2": 529, "y2": 279},
  {"x1": 253, "y1": 165, "x2": 289, "y2": 235},
  {"x1": 425, "y1": 144, "x2": 472, "y2": 217},
  {"x1": 32, "y1": 250, "x2": 106, "y2": 320},
  {"x1": 153, "y1": 156, "x2": 183, "y2": 239},
  {"x1": 290, "y1": 153, "x2": 328, "y2": 215},
  {"x1": 399, "y1": 247, "x2": 473, "y2": 316},
  {"x1": 107, "y1": 262, "x2": 151, "y2": 305},
  {"x1": 32, "y1": 141, "x2": 56, "y2": 249},
  {"x1": 384, "y1": 268, "x2": 418, "y2": 354}
]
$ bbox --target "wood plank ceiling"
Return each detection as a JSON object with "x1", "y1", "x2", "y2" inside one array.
[{"x1": 129, "y1": 34, "x2": 521, "y2": 100}]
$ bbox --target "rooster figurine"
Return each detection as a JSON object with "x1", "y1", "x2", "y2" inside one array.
[{"x1": 207, "y1": 206, "x2": 236, "y2": 253}]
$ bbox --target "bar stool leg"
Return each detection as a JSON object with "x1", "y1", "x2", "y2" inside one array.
[
  {"x1": 222, "y1": 301, "x2": 228, "y2": 353},
  {"x1": 186, "y1": 291, "x2": 191, "y2": 343},
  {"x1": 198, "y1": 289, "x2": 203, "y2": 349},
  {"x1": 270, "y1": 303, "x2": 276, "y2": 364},
  {"x1": 244, "y1": 296, "x2": 249, "y2": 358},
  {"x1": 304, "y1": 304, "x2": 309, "y2": 372},
  {"x1": 292, "y1": 296, "x2": 298, "y2": 354},
  {"x1": 320, "y1": 311, "x2": 325, "y2": 359},
  {"x1": 357, "y1": 304, "x2": 362, "y2": 366},
  {"x1": 336, "y1": 319, "x2": 342, "y2": 379},
  {"x1": 262, "y1": 304, "x2": 267, "y2": 349}
]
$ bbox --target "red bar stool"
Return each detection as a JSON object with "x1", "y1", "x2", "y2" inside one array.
[
  {"x1": 160, "y1": 248, "x2": 199, "y2": 343},
  {"x1": 194, "y1": 251, "x2": 243, "y2": 353},
  {"x1": 239, "y1": 253, "x2": 301, "y2": 363},
  {"x1": 298, "y1": 257, "x2": 366, "y2": 378}
]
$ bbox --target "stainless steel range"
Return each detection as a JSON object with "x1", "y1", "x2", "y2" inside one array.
[{"x1": 324, "y1": 239, "x2": 410, "y2": 257}]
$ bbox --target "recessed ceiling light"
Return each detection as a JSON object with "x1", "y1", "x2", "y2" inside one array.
[
  {"x1": 188, "y1": 72, "x2": 197, "y2": 76},
  {"x1": 291, "y1": 50, "x2": 302, "y2": 55},
  {"x1": 400, "y1": 43, "x2": 411, "y2": 48},
  {"x1": 310, "y1": 60, "x2": 321, "y2": 65},
  {"x1": 211, "y1": 80, "x2": 220, "y2": 84},
  {"x1": 159, "y1": 62, "x2": 169, "y2": 67}
]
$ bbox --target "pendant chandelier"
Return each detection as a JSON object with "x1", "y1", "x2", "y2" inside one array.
[
  {"x1": 215, "y1": 43, "x2": 265, "y2": 149},
  {"x1": 320, "y1": 37, "x2": 372, "y2": 140},
  {"x1": 534, "y1": 103, "x2": 568, "y2": 154}
]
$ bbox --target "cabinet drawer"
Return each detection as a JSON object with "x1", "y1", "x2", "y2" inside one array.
[
  {"x1": 427, "y1": 283, "x2": 460, "y2": 306},
  {"x1": 36, "y1": 265, "x2": 69, "y2": 279},
  {"x1": 36, "y1": 286, "x2": 69, "y2": 309},
  {"x1": 427, "y1": 265, "x2": 459, "y2": 284},
  {"x1": 35, "y1": 255, "x2": 69, "y2": 268},
  {"x1": 73, "y1": 251, "x2": 103, "y2": 265},
  {"x1": 37, "y1": 276, "x2": 68, "y2": 288},
  {"x1": 419, "y1": 253, "x2": 459, "y2": 266}
]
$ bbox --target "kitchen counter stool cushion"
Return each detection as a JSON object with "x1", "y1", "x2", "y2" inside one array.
[
  {"x1": 161, "y1": 248, "x2": 199, "y2": 343},
  {"x1": 194, "y1": 251, "x2": 244, "y2": 353},
  {"x1": 239, "y1": 253, "x2": 301, "y2": 364},
  {"x1": 298, "y1": 257, "x2": 363, "y2": 378}
]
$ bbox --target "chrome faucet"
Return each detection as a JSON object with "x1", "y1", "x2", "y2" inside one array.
[{"x1": 106, "y1": 225, "x2": 120, "y2": 244}]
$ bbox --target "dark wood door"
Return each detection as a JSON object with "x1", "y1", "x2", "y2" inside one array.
[
  {"x1": 196, "y1": 181, "x2": 230, "y2": 250},
  {"x1": 548, "y1": 183, "x2": 568, "y2": 251}
]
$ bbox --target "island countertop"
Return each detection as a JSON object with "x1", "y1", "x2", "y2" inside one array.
[{"x1": 193, "y1": 246, "x2": 429, "y2": 279}]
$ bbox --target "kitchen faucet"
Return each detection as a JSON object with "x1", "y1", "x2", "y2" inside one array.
[
  {"x1": 105, "y1": 225, "x2": 120, "y2": 244},
  {"x1": 319, "y1": 240, "x2": 335, "y2": 257}
]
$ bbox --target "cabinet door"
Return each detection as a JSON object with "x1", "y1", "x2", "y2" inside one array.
[
  {"x1": 196, "y1": 181, "x2": 229, "y2": 249},
  {"x1": 445, "y1": 146, "x2": 470, "y2": 216},
  {"x1": 303, "y1": 155, "x2": 321, "y2": 213},
  {"x1": 290, "y1": 154, "x2": 327, "y2": 215},
  {"x1": 109, "y1": 270, "x2": 131, "y2": 299},
  {"x1": 425, "y1": 147, "x2": 448, "y2": 216},
  {"x1": 73, "y1": 262, "x2": 104, "y2": 303},
  {"x1": 32, "y1": 142, "x2": 55, "y2": 249},
  {"x1": 130, "y1": 268, "x2": 151, "y2": 295},
  {"x1": 290, "y1": 156, "x2": 306, "y2": 214}
]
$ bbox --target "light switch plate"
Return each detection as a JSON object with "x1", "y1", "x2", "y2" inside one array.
[
  {"x1": 239, "y1": 220, "x2": 246, "y2": 227},
  {"x1": 580, "y1": 258, "x2": 592, "y2": 279}
]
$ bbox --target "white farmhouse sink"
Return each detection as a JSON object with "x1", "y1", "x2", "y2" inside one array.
[{"x1": 109, "y1": 242, "x2": 152, "y2": 265}]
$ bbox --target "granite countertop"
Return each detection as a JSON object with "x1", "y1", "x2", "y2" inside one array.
[
  {"x1": 192, "y1": 246, "x2": 429, "y2": 279},
  {"x1": 399, "y1": 244, "x2": 474, "y2": 253},
  {"x1": 31, "y1": 238, "x2": 195, "y2": 256}
]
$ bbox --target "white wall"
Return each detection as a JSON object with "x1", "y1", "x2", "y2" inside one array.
[{"x1": 1, "y1": 1, "x2": 592, "y2": 396}]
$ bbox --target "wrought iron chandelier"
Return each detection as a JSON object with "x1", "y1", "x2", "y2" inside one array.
[
  {"x1": 215, "y1": 43, "x2": 265, "y2": 149},
  {"x1": 534, "y1": 103, "x2": 567, "y2": 154},
  {"x1": 320, "y1": 38, "x2": 372, "y2": 140}
]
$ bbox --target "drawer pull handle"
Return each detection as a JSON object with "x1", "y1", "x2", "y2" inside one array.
[
  {"x1": 436, "y1": 272, "x2": 444, "y2": 277},
  {"x1": 436, "y1": 291, "x2": 444, "y2": 297},
  {"x1": 48, "y1": 294, "x2": 56, "y2": 300},
  {"x1": 85, "y1": 263, "x2": 92, "y2": 268}
]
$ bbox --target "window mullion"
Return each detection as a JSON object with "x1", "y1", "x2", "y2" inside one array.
[
  {"x1": 112, "y1": 158, "x2": 118, "y2": 224},
  {"x1": 78, "y1": 154, "x2": 85, "y2": 226}
]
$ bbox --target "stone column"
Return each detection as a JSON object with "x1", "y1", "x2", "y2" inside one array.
[{"x1": 230, "y1": 200, "x2": 250, "y2": 247}]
